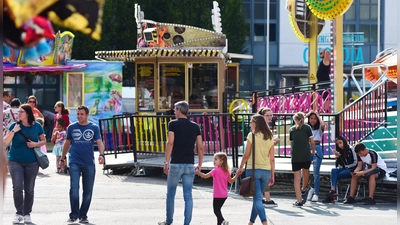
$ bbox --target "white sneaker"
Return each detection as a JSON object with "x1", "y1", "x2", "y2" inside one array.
[
  {"x1": 311, "y1": 194, "x2": 319, "y2": 202},
  {"x1": 222, "y1": 220, "x2": 229, "y2": 225},
  {"x1": 12, "y1": 214, "x2": 23, "y2": 224},
  {"x1": 24, "y1": 215, "x2": 32, "y2": 223},
  {"x1": 158, "y1": 221, "x2": 172, "y2": 225},
  {"x1": 307, "y1": 187, "x2": 314, "y2": 201}
]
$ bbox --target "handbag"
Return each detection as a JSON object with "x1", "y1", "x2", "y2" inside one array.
[
  {"x1": 17, "y1": 127, "x2": 49, "y2": 169},
  {"x1": 240, "y1": 133, "x2": 256, "y2": 197}
]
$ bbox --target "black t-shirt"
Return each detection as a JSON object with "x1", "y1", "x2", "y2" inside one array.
[
  {"x1": 316, "y1": 60, "x2": 331, "y2": 88},
  {"x1": 168, "y1": 118, "x2": 201, "y2": 164}
]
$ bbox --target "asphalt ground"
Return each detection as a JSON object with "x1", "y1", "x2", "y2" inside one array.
[{"x1": 2, "y1": 153, "x2": 397, "y2": 225}]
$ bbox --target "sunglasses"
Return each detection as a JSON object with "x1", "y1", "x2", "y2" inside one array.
[{"x1": 29, "y1": 101, "x2": 36, "y2": 103}]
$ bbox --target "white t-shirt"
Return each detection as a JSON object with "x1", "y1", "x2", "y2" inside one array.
[
  {"x1": 311, "y1": 128, "x2": 323, "y2": 142},
  {"x1": 3, "y1": 108, "x2": 19, "y2": 134},
  {"x1": 3, "y1": 101, "x2": 10, "y2": 111},
  {"x1": 358, "y1": 150, "x2": 387, "y2": 173}
]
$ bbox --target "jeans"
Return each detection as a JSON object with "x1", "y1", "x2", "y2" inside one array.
[
  {"x1": 166, "y1": 164, "x2": 195, "y2": 225},
  {"x1": 8, "y1": 160, "x2": 39, "y2": 216},
  {"x1": 69, "y1": 163, "x2": 96, "y2": 220},
  {"x1": 311, "y1": 145, "x2": 323, "y2": 194},
  {"x1": 246, "y1": 169, "x2": 271, "y2": 223},
  {"x1": 330, "y1": 168, "x2": 352, "y2": 187}
]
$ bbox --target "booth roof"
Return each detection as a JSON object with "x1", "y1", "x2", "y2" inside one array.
[
  {"x1": 95, "y1": 48, "x2": 224, "y2": 61},
  {"x1": 3, "y1": 63, "x2": 87, "y2": 72}
]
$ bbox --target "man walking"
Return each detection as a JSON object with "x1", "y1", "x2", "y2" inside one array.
[
  {"x1": 60, "y1": 105, "x2": 105, "y2": 224},
  {"x1": 159, "y1": 101, "x2": 204, "y2": 225}
]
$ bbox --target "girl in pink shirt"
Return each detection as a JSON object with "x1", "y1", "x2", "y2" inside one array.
[{"x1": 196, "y1": 152, "x2": 241, "y2": 225}]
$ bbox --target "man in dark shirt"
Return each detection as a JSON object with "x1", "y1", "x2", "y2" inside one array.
[
  {"x1": 316, "y1": 48, "x2": 331, "y2": 86},
  {"x1": 316, "y1": 48, "x2": 331, "y2": 111},
  {"x1": 159, "y1": 101, "x2": 204, "y2": 225}
]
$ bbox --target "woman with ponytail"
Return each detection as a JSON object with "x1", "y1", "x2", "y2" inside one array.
[{"x1": 289, "y1": 112, "x2": 316, "y2": 207}]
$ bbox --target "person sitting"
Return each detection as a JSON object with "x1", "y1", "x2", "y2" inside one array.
[
  {"x1": 323, "y1": 136, "x2": 357, "y2": 203},
  {"x1": 343, "y1": 142, "x2": 387, "y2": 205}
]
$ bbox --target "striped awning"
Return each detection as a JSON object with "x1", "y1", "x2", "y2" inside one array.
[{"x1": 95, "y1": 49, "x2": 223, "y2": 61}]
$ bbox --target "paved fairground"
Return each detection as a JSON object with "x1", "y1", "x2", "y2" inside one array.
[{"x1": 2, "y1": 152, "x2": 397, "y2": 225}]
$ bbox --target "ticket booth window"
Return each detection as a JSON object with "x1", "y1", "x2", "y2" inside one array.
[
  {"x1": 137, "y1": 63, "x2": 155, "y2": 110},
  {"x1": 159, "y1": 63, "x2": 186, "y2": 110},
  {"x1": 188, "y1": 63, "x2": 219, "y2": 109}
]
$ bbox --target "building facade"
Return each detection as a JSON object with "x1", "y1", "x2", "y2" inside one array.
[{"x1": 239, "y1": 0, "x2": 397, "y2": 92}]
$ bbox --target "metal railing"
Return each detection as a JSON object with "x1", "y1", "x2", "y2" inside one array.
[
  {"x1": 98, "y1": 81, "x2": 389, "y2": 170},
  {"x1": 336, "y1": 79, "x2": 388, "y2": 146}
]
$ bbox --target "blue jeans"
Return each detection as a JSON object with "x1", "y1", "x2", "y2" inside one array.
[
  {"x1": 69, "y1": 163, "x2": 96, "y2": 220},
  {"x1": 8, "y1": 161, "x2": 39, "y2": 216},
  {"x1": 246, "y1": 169, "x2": 271, "y2": 223},
  {"x1": 166, "y1": 164, "x2": 195, "y2": 225},
  {"x1": 311, "y1": 145, "x2": 323, "y2": 194},
  {"x1": 330, "y1": 168, "x2": 352, "y2": 188}
]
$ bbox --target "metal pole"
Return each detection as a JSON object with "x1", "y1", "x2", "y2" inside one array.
[
  {"x1": 377, "y1": 0, "x2": 381, "y2": 53},
  {"x1": 266, "y1": 0, "x2": 270, "y2": 91}
]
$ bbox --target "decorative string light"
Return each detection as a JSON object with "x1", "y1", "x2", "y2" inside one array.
[{"x1": 330, "y1": 22, "x2": 334, "y2": 113}]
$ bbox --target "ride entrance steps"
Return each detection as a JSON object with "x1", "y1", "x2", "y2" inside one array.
[{"x1": 361, "y1": 111, "x2": 397, "y2": 159}]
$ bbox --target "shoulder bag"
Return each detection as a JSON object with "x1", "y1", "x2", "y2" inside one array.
[
  {"x1": 18, "y1": 127, "x2": 49, "y2": 169},
  {"x1": 240, "y1": 133, "x2": 256, "y2": 197}
]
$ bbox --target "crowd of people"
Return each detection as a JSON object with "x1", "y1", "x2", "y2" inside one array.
[{"x1": 2, "y1": 93, "x2": 389, "y2": 225}]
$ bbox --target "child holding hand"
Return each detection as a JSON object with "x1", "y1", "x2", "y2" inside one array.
[
  {"x1": 51, "y1": 118, "x2": 66, "y2": 173},
  {"x1": 196, "y1": 152, "x2": 241, "y2": 225}
]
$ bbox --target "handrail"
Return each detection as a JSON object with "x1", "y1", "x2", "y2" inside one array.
[
  {"x1": 336, "y1": 79, "x2": 388, "y2": 146},
  {"x1": 349, "y1": 63, "x2": 388, "y2": 95},
  {"x1": 337, "y1": 76, "x2": 388, "y2": 114}
]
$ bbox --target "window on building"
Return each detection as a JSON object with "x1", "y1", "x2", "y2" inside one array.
[
  {"x1": 4, "y1": 74, "x2": 61, "y2": 111},
  {"x1": 137, "y1": 63, "x2": 155, "y2": 111},
  {"x1": 254, "y1": 23, "x2": 264, "y2": 42},
  {"x1": 344, "y1": 4, "x2": 356, "y2": 20},
  {"x1": 239, "y1": 67, "x2": 251, "y2": 90},
  {"x1": 242, "y1": 2, "x2": 251, "y2": 20},
  {"x1": 188, "y1": 63, "x2": 219, "y2": 110},
  {"x1": 269, "y1": 24, "x2": 276, "y2": 42},
  {"x1": 159, "y1": 63, "x2": 186, "y2": 110},
  {"x1": 254, "y1": 3, "x2": 265, "y2": 19},
  {"x1": 253, "y1": 68, "x2": 265, "y2": 90},
  {"x1": 344, "y1": 0, "x2": 379, "y2": 44}
]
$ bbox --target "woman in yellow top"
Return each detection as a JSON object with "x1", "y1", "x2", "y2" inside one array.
[{"x1": 238, "y1": 114, "x2": 275, "y2": 225}]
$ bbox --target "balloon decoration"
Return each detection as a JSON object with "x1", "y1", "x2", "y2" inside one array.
[
  {"x1": 305, "y1": 0, "x2": 354, "y2": 21},
  {"x1": 3, "y1": 0, "x2": 105, "y2": 59}
]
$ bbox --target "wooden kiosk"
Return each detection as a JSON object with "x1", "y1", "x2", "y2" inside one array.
[{"x1": 95, "y1": 5, "x2": 248, "y2": 114}]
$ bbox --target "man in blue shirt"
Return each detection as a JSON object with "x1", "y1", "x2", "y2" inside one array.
[{"x1": 60, "y1": 105, "x2": 105, "y2": 224}]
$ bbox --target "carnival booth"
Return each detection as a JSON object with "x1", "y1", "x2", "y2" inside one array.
[
  {"x1": 3, "y1": 31, "x2": 124, "y2": 124},
  {"x1": 3, "y1": 31, "x2": 86, "y2": 111},
  {"x1": 95, "y1": 5, "x2": 247, "y2": 114}
]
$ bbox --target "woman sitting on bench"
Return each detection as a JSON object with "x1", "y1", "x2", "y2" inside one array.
[{"x1": 323, "y1": 136, "x2": 358, "y2": 203}]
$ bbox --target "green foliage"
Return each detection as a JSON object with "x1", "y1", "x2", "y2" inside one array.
[{"x1": 55, "y1": 0, "x2": 247, "y2": 60}]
